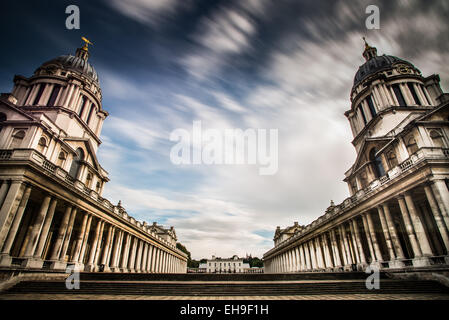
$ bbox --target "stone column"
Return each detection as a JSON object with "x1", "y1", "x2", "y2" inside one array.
[
  {"x1": 330, "y1": 229, "x2": 342, "y2": 267},
  {"x1": 72, "y1": 212, "x2": 89, "y2": 265},
  {"x1": 33, "y1": 198, "x2": 57, "y2": 259},
  {"x1": 309, "y1": 241, "x2": 318, "y2": 270},
  {"x1": 382, "y1": 205, "x2": 405, "y2": 262},
  {"x1": 0, "y1": 180, "x2": 10, "y2": 207},
  {"x1": 397, "y1": 195, "x2": 422, "y2": 259},
  {"x1": 404, "y1": 192, "x2": 433, "y2": 256},
  {"x1": 340, "y1": 224, "x2": 353, "y2": 266},
  {"x1": 361, "y1": 214, "x2": 376, "y2": 263},
  {"x1": 100, "y1": 225, "x2": 114, "y2": 269},
  {"x1": 377, "y1": 206, "x2": 396, "y2": 262},
  {"x1": 424, "y1": 184, "x2": 449, "y2": 252},
  {"x1": 49, "y1": 206, "x2": 72, "y2": 268},
  {"x1": 142, "y1": 243, "x2": 149, "y2": 272},
  {"x1": 135, "y1": 240, "x2": 143, "y2": 272},
  {"x1": 294, "y1": 246, "x2": 300, "y2": 271},
  {"x1": 313, "y1": 238, "x2": 323, "y2": 269},
  {"x1": 0, "y1": 181, "x2": 26, "y2": 250},
  {"x1": 348, "y1": 222, "x2": 361, "y2": 264},
  {"x1": 351, "y1": 218, "x2": 366, "y2": 265},
  {"x1": 0, "y1": 184, "x2": 32, "y2": 266},
  {"x1": 78, "y1": 214, "x2": 92, "y2": 264},
  {"x1": 110, "y1": 230, "x2": 123, "y2": 272},
  {"x1": 128, "y1": 237, "x2": 138, "y2": 272},
  {"x1": 299, "y1": 245, "x2": 305, "y2": 271},
  {"x1": 22, "y1": 195, "x2": 51, "y2": 259},
  {"x1": 93, "y1": 222, "x2": 105, "y2": 267},
  {"x1": 86, "y1": 219, "x2": 103, "y2": 271},
  {"x1": 119, "y1": 233, "x2": 131, "y2": 271},
  {"x1": 147, "y1": 245, "x2": 154, "y2": 272},
  {"x1": 366, "y1": 212, "x2": 383, "y2": 263},
  {"x1": 60, "y1": 208, "x2": 78, "y2": 262},
  {"x1": 431, "y1": 180, "x2": 449, "y2": 229},
  {"x1": 322, "y1": 233, "x2": 334, "y2": 269}
]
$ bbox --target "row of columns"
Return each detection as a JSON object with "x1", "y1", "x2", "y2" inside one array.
[
  {"x1": 0, "y1": 180, "x2": 188, "y2": 273},
  {"x1": 265, "y1": 180, "x2": 449, "y2": 273}
]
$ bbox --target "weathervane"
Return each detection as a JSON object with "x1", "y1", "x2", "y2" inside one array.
[{"x1": 81, "y1": 36, "x2": 93, "y2": 51}]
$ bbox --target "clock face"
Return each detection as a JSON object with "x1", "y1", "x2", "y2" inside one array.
[{"x1": 396, "y1": 65, "x2": 412, "y2": 74}]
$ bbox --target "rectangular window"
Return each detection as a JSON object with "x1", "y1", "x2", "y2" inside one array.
[
  {"x1": 366, "y1": 96, "x2": 377, "y2": 118},
  {"x1": 392, "y1": 84, "x2": 406, "y2": 106},
  {"x1": 33, "y1": 84, "x2": 45, "y2": 105},
  {"x1": 407, "y1": 83, "x2": 421, "y2": 105},
  {"x1": 47, "y1": 85, "x2": 61, "y2": 106},
  {"x1": 359, "y1": 104, "x2": 367, "y2": 125}
]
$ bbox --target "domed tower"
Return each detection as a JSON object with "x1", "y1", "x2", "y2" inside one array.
[
  {"x1": 344, "y1": 39, "x2": 449, "y2": 195},
  {"x1": 0, "y1": 39, "x2": 109, "y2": 195}
]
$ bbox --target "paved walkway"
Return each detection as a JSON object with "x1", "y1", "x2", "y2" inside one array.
[{"x1": 1, "y1": 293, "x2": 449, "y2": 300}]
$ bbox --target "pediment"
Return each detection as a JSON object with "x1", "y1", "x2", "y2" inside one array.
[
  {"x1": 349, "y1": 137, "x2": 392, "y2": 176},
  {"x1": 63, "y1": 137, "x2": 102, "y2": 173}
]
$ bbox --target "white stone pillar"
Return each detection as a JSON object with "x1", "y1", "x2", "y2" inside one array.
[
  {"x1": 351, "y1": 218, "x2": 367, "y2": 264},
  {"x1": 60, "y1": 208, "x2": 78, "y2": 261},
  {"x1": 424, "y1": 184, "x2": 449, "y2": 252},
  {"x1": 431, "y1": 180, "x2": 449, "y2": 231},
  {"x1": 377, "y1": 206, "x2": 396, "y2": 261},
  {"x1": 86, "y1": 219, "x2": 103, "y2": 269},
  {"x1": 0, "y1": 185, "x2": 32, "y2": 258},
  {"x1": 23, "y1": 195, "x2": 51, "y2": 258},
  {"x1": 366, "y1": 212, "x2": 383, "y2": 262},
  {"x1": 0, "y1": 181, "x2": 25, "y2": 249},
  {"x1": 128, "y1": 237, "x2": 138, "y2": 271},
  {"x1": 34, "y1": 198, "x2": 57, "y2": 259},
  {"x1": 72, "y1": 211, "x2": 89, "y2": 263},
  {"x1": 119, "y1": 233, "x2": 131, "y2": 271},
  {"x1": 361, "y1": 215, "x2": 376, "y2": 263},
  {"x1": 330, "y1": 229, "x2": 342, "y2": 267},
  {"x1": 383, "y1": 204, "x2": 405, "y2": 259},
  {"x1": 404, "y1": 192, "x2": 433, "y2": 256}
]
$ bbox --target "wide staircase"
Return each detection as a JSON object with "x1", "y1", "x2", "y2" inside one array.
[{"x1": 2, "y1": 271, "x2": 449, "y2": 296}]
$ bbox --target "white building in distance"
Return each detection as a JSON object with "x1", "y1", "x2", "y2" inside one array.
[{"x1": 199, "y1": 255, "x2": 250, "y2": 273}]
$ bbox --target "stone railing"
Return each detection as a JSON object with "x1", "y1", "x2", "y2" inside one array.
[
  {"x1": 264, "y1": 147, "x2": 448, "y2": 257},
  {"x1": 0, "y1": 148, "x2": 186, "y2": 257}
]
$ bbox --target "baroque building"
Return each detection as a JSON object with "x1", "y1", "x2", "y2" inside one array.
[
  {"x1": 199, "y1": 255, "x2": 250, "y2": 273},
  {"x1": 0, "y1": 40, "x2": 188, "y2": 273},
  {"x1": 263, "y1": 40, "x2": 449, "y2": 272}
]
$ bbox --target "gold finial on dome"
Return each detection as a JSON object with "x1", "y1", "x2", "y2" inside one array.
[
  {"x1": 362, "y1": 36, "x2": 377, "y2": 61},
  {"x1": 363, "y1": 37, "x2": 370, "y2": 49},
  {"x1": 81, "y1": 36, "x2": 93, "y2": 51}
]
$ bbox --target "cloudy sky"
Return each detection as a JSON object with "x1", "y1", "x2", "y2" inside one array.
[{"x1": 1, "y1": 0, "x2": 448, "y2": 259}]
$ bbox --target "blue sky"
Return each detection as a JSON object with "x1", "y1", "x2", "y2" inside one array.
[{"x1": 1, "y1": 0, "x2": 449, "y2": 259}]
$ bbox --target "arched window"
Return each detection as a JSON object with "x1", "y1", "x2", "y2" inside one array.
[
  {"x1": 406, "y1": 136, "x2": 419, "y2": 155},
  {"x1": 68, "y1": 148, "x2": 84, "y2": 179},
  {"x1": 387, "y1": 151, "x2": 398, "y2": 168},
  {"x1": 369, "y1": 148, "x2": 385, "y2": 178},
  {"x1": 0, "y1": 112, "x2": 6, "y2": 133},
  {"x1": 9, "y1": 130, "x2": 26, "y2": 149},
  {"x1": 56, "y1": 151, "x2": 67, "y2": 167},
  {"x1": 429, "y1": 130, "x2": 446, "y2": 148},
  {"x1": 86, "y1": 172, "x2": 93, "y2": 188},
  {"x1": 96, "y1": 181, "x2": 101, "y2": 193},
  {"x1": 37, "y1": 137, "x2": 47, "y2": 153}
]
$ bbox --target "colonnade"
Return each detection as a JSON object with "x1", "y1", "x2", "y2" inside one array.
[
  {"x1": 264, "y1": 180, "x2": 449, "y2": 273},
  {"x1": 0, "y1": 180, "x2": 188, "y2": 273}
]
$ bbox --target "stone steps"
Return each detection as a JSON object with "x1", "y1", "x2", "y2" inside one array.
[
  {"x1": 77, "y1": 271, "x2": 380, "y2": 281},
  {"x1": 4, "y1": 279, "x2": 449, "y2": 296}
]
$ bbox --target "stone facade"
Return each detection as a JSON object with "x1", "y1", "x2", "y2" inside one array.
[
  {"x1": 263, "y1": 41, "x2": 449, "y2": 273},
  {"x1": 0, "y1": 42, "x2": 188, "y2": 273},
  {"x1": 200, "y1": 255, "x2": 250, "y2": 273}
]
